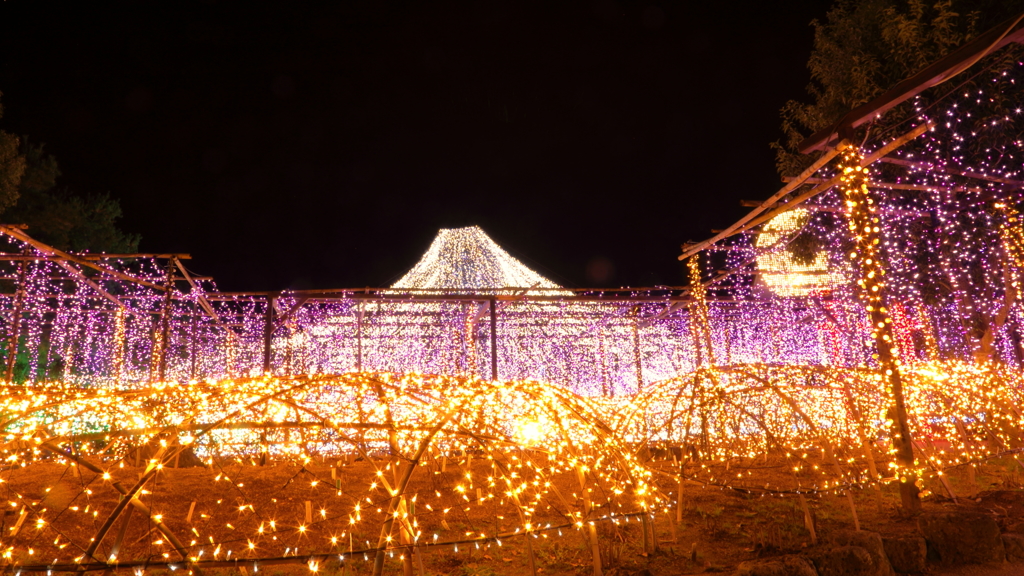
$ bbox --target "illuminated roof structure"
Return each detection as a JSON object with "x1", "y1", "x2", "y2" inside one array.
[{"x1": 391, "y1": 226, "x2": 568, "y2": 294}]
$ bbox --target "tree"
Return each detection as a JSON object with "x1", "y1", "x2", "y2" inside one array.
[
  {"x1": 775, "y1": 0, "x2": 1024, "y2": 177},
  {"x1": 773, "y1": 0, "x2": 1024, "y2": 514},
  {"x1": 0, "y1": 92, "x2": 139, "y2": 253},
  {"x1": 0, "y1": 95, "x2": 26, "y2": 214},
  {"x1": 776, "y1": 0, "x2": 1024, "y2": 315}
]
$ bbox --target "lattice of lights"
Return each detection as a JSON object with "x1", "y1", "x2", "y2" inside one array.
[
  {"x1": 390, "y1": 226, "x2": 570, "y2": 295},
  {"x1": 755, "y1": 208, "x2": 846, "y2": 297}
]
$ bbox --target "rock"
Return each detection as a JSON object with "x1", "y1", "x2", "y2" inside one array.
[
  {"x1": 832, "y1": 530, "x2": 894, "y2": 576},
  {"x1": 976, "y1": 491, "x2": 1024, "y2": 532},
  {"x1": 735, "y1": 555, "x2": 818, "y2": 576},
  {"x1": 882, "y1": 537, "x2": 927, "y2": 574},
  {"x1": 917, "y1": 510, "x2": 1005, "y2": 565},
  {"x1": 1004, "y1": 533, "x2": 1024, "y2": 563},
  {"x1": 806, "y1": 546, "x2": 874, "y2": 576}
]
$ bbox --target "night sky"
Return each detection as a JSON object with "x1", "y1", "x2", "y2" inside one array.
[{"x1": 0, "y1": 0, "x2": 833, "y2": 291}]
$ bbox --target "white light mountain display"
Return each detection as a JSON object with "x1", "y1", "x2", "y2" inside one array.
[{"x1": 391, "y1": 226, "x2": 567, "y2": 294}]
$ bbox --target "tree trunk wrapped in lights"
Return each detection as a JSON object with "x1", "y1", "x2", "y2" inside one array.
[{"x1": 838, "y1": 145, "x2": 921, "y2": 512}]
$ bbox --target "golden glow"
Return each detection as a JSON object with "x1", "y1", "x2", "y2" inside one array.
[{"x1": 755, "y1": 208, "x2": 845, "y2": 297}]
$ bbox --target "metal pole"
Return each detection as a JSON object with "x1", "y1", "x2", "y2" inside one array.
[
  {"x1": 262, "y1": 293, "x2": 276, "y2": 374},
  {"x1": 489, "y1": 297, "x2": 498, "y2": 381}
]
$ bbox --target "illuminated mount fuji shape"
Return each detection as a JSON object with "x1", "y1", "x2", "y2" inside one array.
[{"x1": 390, "y1": 226, "x2": 571, "y2": 295}]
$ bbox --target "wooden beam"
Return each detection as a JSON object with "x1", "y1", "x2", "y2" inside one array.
[
  {"x1": 50, "y1": 258, "x2": 148, "y2": 320},
  {"x1": 0, "y1": 225, "x2": 167, "y2": 291},
  {"x1": 782, "y1": 175, "x2": 982, "y2": 193},
  {"x1": 802, "y1": 203, "x2": 930, "y2": 218},
  {"x1": 272, "y1": 296, "x2": 311, "y2": 331},
  {"x1": 0, "y1": 254, "x2": 191, "y2": 261},
  {"x1": 681, "y1": 122, "x2": 933, "y2": 259},
  {"x1": 676, "y1": 143, "x2": 847, "y2": 260},
  {"x1": 879, "y1": 156, "x2": 1024, "y2": 187},
  {"x1": 798, "y1": 12, "x2": 1024, "y2": 153},
  {"x1": 173, "y1": 259, "x2": 236, "y2": 336}
]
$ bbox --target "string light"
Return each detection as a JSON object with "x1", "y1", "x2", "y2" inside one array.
[
  {"x1": 755, "y1": 208, "x2": 846, "y2": 297},
  {"x1": 0, "y1": 46, "x2": 1020, "y2": 576},
  {"x1": 390, "y1": 226, "x2": 568, "y2": 295}
]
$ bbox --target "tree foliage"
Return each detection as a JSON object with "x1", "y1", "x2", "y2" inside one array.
[
  {"x1": 775, "y1": 0, "x2": 1024, "y2": 177},
  {"x1": 776, "y1": 0, "x2": 1024, "y2": 358},
  {"x1": 0, "y1": 96, "x2": 26, "y2": 214},
  {"x1": 0, "y1": 92, "x2": 139, "y2": 253}
]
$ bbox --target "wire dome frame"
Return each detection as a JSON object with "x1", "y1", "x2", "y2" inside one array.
[
  {"x1": 609, "y1": 362, "x2": 1024, "y2": 496},
  {"x1": 0, "y1": 372, "x2": 663, "y2": 575}
]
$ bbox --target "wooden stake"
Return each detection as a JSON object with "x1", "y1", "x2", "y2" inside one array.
[
  {"x1": 575, "y1": 466, "x2": 603, "y2": 576},
  {"x1": 186, "y1": 501, "x2": 196, "y2": 523},
  {"x1": 640, "y1": 513, "x2": 650, "y2": 554},
  {"x1": 676, "y1": 477, "x2": 684, "y2": 523},
  {"x1": 798, "y1": 495, "x2": 817, "y2": 545},
  {"x1": 5, "y1": 256, "x2": 26, "y2": 382},
  {"x1": 525, "y1": 533, "x2": 539, "y2": 576},
  {"x1": 9, "y1": 506, "x2": 27, "y2": 537},
  {"x1": 101, "y1": 504, "x2": 136, "y2": 576},
  {"x1": 844, "y1": 491, "x2": 860, "y2": 531}
]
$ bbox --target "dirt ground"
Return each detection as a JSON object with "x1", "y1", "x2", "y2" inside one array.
[{"x1": 2, "y1": 452, "x2": 1023, "y2": 575}]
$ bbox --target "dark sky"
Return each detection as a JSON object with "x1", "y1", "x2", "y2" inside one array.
[{"x1": 0, "y1": 0, "x2": 833, "y2": 291}]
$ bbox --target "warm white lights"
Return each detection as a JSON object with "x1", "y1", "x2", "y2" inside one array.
[
  {"x1": 390, "y1": 226, "x2": 569, "y2": 295},
  {"x1": 755, "y1": 208, "x2": 846, "y2": 297}
]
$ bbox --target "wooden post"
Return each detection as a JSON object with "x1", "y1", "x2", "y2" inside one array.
[
  {"x1": 188, "y1": 300, "x2": 199, "y2": 380},
  {"x1": 398, "y1": 497, "x2": 414, "y2": 576},
  {"x1": 102, "y1": 504, "x2": 135, "y2": 573},
  {"x1": 489, "y1": 297, "x2": 498, "y2": 381},
  {"x1": 262, "y1": 293, "x2": 276, "y2": 374},
  {"x1": 356, "y1": 302, "x2": 363, "y2": 372},
  {"x1": 5, "y1": 256, "x2": 27, "y2": 382},
  {"x1": 838, "y1": 146, "x2": 920, "y2": 513},
  {"x1": 632, "y1": 313, "x2": 643, "y2": 391},
  {"x1": 152, "y1": 258, "x2": 176, "y2": 382}
]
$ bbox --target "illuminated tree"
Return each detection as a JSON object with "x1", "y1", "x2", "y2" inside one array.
[{"x1": 775, "y1": 0, "x2": 1024, "y2": 177}]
